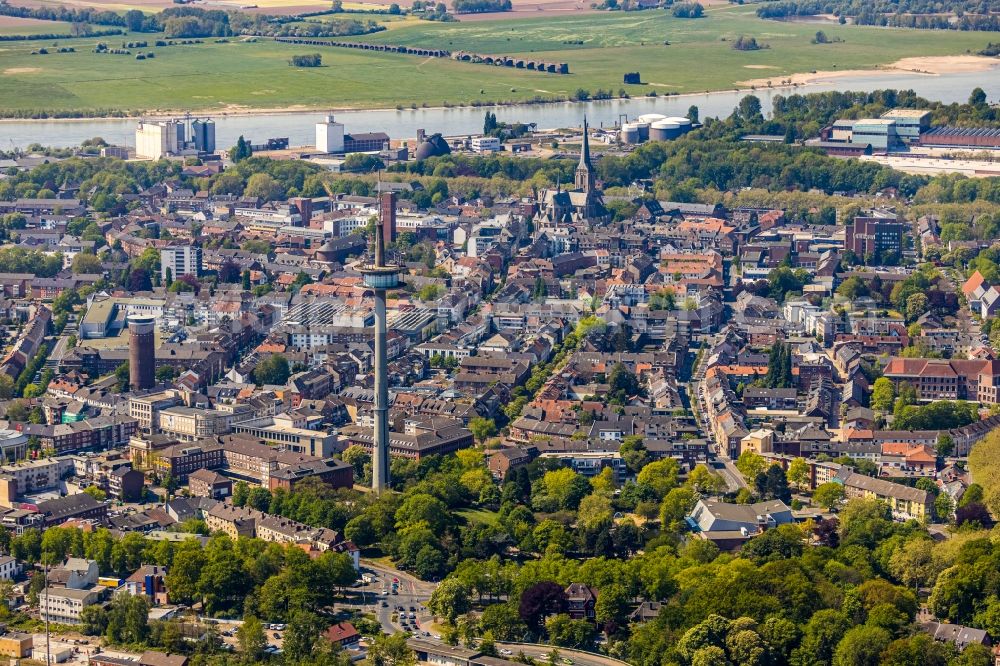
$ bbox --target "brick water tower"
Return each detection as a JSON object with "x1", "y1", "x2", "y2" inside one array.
[{"x1": 128, "y1": 315, "x2": 156, "y2": 392}]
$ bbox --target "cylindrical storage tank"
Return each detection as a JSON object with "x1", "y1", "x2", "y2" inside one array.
[
  {"x1": 637, "y1": 113, "x2": 667, "y2": 124},
  {"x1": 635, "y1": 121, "x2": 650, "y2": 142},
  {"x1": 620, "y1": 123, "x2": 640, "y2": 144},
  {"x1": 650, "y1": 120, "x2": 681, "y2": 141},
  {"x1": 665, "y1": 116, "x2": 694, "y2": 134}
]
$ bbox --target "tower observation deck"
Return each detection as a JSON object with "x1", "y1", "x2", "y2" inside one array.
[{"x1": 358, "y1": 224, "x2": 401, "y2": 493}]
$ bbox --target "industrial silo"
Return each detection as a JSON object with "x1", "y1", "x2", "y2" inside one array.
[
  {"x1": 192, "y1": 119, "x2": 216, "y2": 152},
  {"x1": 635, "y1": 121, "x2": 650, "y2": 142},
  {"x1": 650, "y1": 120, "x2": 681, "y2": 141},
  {"x1": 665, "y1": 116, "x2": 693, "y2": 135},
  {"x1": 637, "y1": 113, "x2": 667, "y2": 125},
  {"x1": 620, "y1": 123, "x2": 641, "y2": 144}
]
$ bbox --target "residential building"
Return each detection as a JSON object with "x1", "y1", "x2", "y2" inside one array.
[
  {"x1": 122, "y1": 565, "x2": 169, "y2": 605},
  {"x1": 845, "y1": 209, "x2": 906, "y2": 260},
  {"x1": 0, "y1": 555, "x2": 20, "y2": 580},
  {"x1": 565, "y1": 583, "x2": 597, "y2": 621},
  {"x1": 36, "y1": 493, "x2": 108, "y2": 527},
  {"x1": 324, "y1": 622, "x2": 360, "y2": 646},
  {"x1": 188, "y1": 469, "x2": 232, "y2": 499},
  {"x1": 160, "y1": 245, "x2": 202, "y2": 282},
  {"x1": 839, "y1": 472, "x2": 932, "y2": 521}
]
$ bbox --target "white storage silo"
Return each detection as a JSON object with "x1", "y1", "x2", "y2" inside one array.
[
  {"x1": 650, "y1": 120, "x2": 681, "y2": 141},
  {"x1": 620, "y1": 123, "x2": 641, "y2": 144},
  {"x1": 665, "y1": 116, "x2": 694, "y2": 135}
]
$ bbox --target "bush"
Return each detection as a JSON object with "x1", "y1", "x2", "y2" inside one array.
[
  {"x1": 671, "y1": 2, "x2": 704, "y2": 17},
  {"x1": 289, "y1": 53, "x2": 322, "y2": 67},
  {"x1": 732, "y1": 35, "x2": 767, "y2": 50}
]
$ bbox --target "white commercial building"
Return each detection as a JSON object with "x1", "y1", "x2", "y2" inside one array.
[
  {"x1": 316, "y1": 115, "x2": 346, "y2": 154},
  {"x1": 135, "y1": 120, "x2": 184, "y2": 159},
  {"x1": 39, "y1": 586, "x2": 106, "y2": 625},
  {"x1": 471, "y1": 136, "x2": 502, "y2": 153}
]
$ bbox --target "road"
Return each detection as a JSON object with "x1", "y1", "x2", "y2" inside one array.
[
  {"x1": 711, "y1": 459, "x2": 748, "y2": 492},
  {"x1": 360, "y1": 560, "x2": 435, "y2": 636},
  {"x1": 687, "y1": 333, "x2": 748, "y2": 491},
  {"x1": 360, "y1": 561, "x2": 633, "y2": 666},
  {"x1": 941, "y1": 267, "x2": 987, "y2": 353},
  {"x1": 494, "y1": 642, "x2": 629, "y2": 666}
]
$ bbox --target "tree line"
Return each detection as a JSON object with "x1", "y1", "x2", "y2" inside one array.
[
  {"x1": 756, "y1": 0, "x2": 1000, "y2": 30},
  {"x1": 451, "y1": 0, "x2": 513, "y2": 13}
]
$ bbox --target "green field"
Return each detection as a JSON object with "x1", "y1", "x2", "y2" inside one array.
[
  {"x1": 456, "y1": 507, "x2": 500, "y2": 526},
  {"x1": 0, "y1": 6, "x2": 994, "y2": 115}
]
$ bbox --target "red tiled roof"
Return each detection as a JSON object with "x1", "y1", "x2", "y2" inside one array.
[
  {"x1": 963, "y1": 270, "x2": 986, "y2": 297},
  {"x1": 324, "y1": 622, "x2": 359, "y2": 643}
]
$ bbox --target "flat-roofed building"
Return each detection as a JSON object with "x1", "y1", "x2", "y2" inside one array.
[
  {"x1": 40, "y1": 585, "x2": 106, "y2": 624},
  {"x1": 158, "y1": 406, "x2": 232, "y2": 442},
  {"x1": 850, "y1": 118, "x2": 899, "y2": 151},
  {"x1": 880, "y1": 109, "x2": 931, "y2": 143},
  {"x1": 0, "y1": 632, "x2": 32, "y2": 658},
  {"x1": 230, "y1": 418, "x2": 338, "y2": 458}
]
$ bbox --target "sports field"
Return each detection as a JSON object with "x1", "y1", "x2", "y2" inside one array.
[{"x1": 0, "y1": 5, "x2": 993, "y2": 115}]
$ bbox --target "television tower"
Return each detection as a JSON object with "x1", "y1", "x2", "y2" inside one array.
[{"x1": 360, "y1": 222, "x2": 400, "y2": 493}]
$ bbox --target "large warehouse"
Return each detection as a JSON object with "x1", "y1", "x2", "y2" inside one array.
[{"x1": 918, "y1": 127, "x2": 1000, "y2": 149}]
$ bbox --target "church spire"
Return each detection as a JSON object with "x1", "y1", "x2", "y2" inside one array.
[
  {"x1": 575, "y1": 116, "x2": 595, "y2": 193},
  {"x1": 580, "y1": 116, "x2": 591, "y2": 167}
]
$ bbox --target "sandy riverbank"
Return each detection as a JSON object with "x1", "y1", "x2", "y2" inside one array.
[
  {"x1": 738, "y1": 55, "x2": 999, "y2": 88},
  {"x1": 739, "y1": 55, "x2": 1000, "y2": 88}
]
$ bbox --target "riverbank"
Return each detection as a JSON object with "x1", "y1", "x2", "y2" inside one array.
[
  {"x1": 0, "y1": 91, "x2": 711, "y2": 124},
  {"x1": 737, "y1": 55, "x2": 999, "y2": 89},
  {"x1": 0, "y1": 66, "x2": 991, "y2": 150}
]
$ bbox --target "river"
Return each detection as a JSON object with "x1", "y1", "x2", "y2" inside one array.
[{"x1": 0, "y1": 68, "x2": 993, "y2": 150}]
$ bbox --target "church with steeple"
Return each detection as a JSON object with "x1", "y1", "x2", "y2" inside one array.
[{"x1": 536, "y1": 117, "x2": 609, "y2": 224}]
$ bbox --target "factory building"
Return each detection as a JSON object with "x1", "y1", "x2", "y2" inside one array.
[
  {"x1": 135, "y1": 117, "x2": 216, "y2": 159},
  {"x1": 919, "y1": 127, "x2": 1000, "y2": 149},
  {"x1": 880, "y1": 109, "x2": 931, "y2": 143},
  {"x1": 135, "y1": 120, "x2": 184, "y2": 159},
  {"x1": 316, "y1": 114, "x2": 391, "y2": 155},
  {"x1": 818, "y1": 118, "x2": 899, "y2": 152},
  {"x1": 471, "y1": 136, "x2": 502, "y2": 153},
  {"x1": 316, "y1": 114, "x2": 346, "y2": 153},
  {"x1": 850, "y1": 119, "x2": 900, "y2": 151}
]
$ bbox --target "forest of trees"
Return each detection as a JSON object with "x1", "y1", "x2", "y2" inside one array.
[{"x1": 755, "y1": 0, "x2": 1000, "y2": 30}]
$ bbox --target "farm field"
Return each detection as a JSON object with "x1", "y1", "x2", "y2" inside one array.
[
  {"x1": 0, "y1": 15, "x2": 76, "y2": 35},
  {"x1": 0, "y1": 5, "x2": 994, "y2": 116}
]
